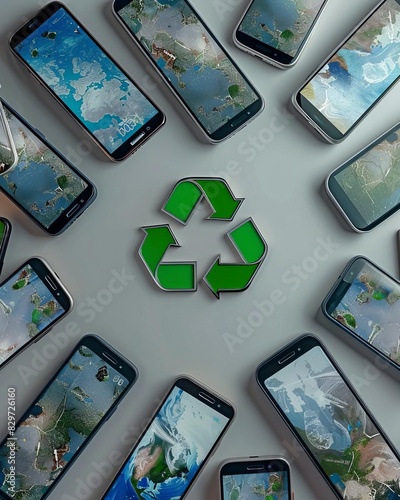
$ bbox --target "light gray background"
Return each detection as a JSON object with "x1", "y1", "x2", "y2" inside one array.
[{"x1": 1, "y1": 0, "x2": 400, "y2": 499}]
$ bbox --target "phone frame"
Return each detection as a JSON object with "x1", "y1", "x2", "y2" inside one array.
[
  {"x1": 112, "y1": 0, "x2": 264, "y2": 143},
  {"x1": 220, "y1": 456, "x2": 291, "y2": 500},
  {"x1": 256, "y1": 334, "x2": 400, "y2": 500},
  {"x1": 292, "y1": 0, "x2": 400, "y2": 143},
  {"x1": 0, "y1": 217, "x2": 12, "y2": 275},
  {"x1": 101, "y1": 375, "x2": 236, "y2": 499},
  {"x1": 9, "y1": 1, "x2": 166, "y2": 162},
  {"x1": 0, "y1": 101, "x2": 17, "y2": 175},
  {"x1": 0, "y1": 333, "x2": 138, "y2": 500},
  {"x1": 326, "y1": 121, "x2": 400, "y2": 232},
  {"x1": 0, "y1": 98, "x2": 97, "y2": 235},
  {"x1": 0, "y1": 256, "x2": 73, "y2": 370},
  {"x1": 322, "y1": 255, "x2": 400, "y2": 371},
  {"x1": 233, "y1": 0, "x2": 329, "y2": 69}
]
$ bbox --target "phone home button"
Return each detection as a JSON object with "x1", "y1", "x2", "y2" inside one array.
[{"x1": 66, "y1": 204, "x2": 80, "y2": 218}]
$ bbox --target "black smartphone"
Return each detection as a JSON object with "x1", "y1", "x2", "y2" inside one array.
[
  {"x1": 0, "y1": 98, "x2": 96, "y2": 235},
  {"x1": 101, "y1": 376, "x2": 235, "y2": 499},
  {"x1": 322, "y1": 256, "x2": 400, "y2": 372},
  {"x1": 0, "y1": 218, "x2": 11, "y2": 275},
  {"x1": 0, "y1": 334, "x2": 138, "y2": 500},
  {"x1": 234, "y1": 0, "x2": 328, "y2": 68},
  {"x1": 256, "y1": 334, "x2": 400, "y2": 499},
  {"x1": 10, "y1": 2, "x2": 166, "y2": 161},
  {"x1": 112, "y1": 0, "x2": 264, "y2": 143},
  {"x1": 220, "y1": 456, "x2": 292, "y2": 500},
  {"x1": 293, "y1": 0, "x2": 400, "y2": 143},
  {"x1": 326, "y1": 122, "x2": 400, "y2": 231},
  {"x1": 0, "y1": 257, "x2": 73, "y2": 370}
]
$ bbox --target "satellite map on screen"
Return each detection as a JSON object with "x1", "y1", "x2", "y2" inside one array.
[
  {"x1": 14, "y1": 7, "x2": 158, "y2": 153},
  {"x1": 301, "y1": 0, "x2": 400, "y2": 134},
  {"x1": 119, "y1": 0, "x2": 258, "y2": 134}
]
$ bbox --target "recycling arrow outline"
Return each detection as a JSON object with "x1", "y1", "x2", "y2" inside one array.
[
  {"x1": 139, "y1": 224, "x2": 197, "y2": 292},
  {"x1": 203, "y1": 217, "x2": 268, "y2": 299},
  {"x1": 162, "y1": 177, "x2": 244, "y2": 225},
  {"x1": 139, "y1": 177, "x2": 267, "y2": 297}
]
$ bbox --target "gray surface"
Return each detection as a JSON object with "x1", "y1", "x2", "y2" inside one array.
[{"x1": 0, "y1": 0, "x2": 400, "y2": 499}]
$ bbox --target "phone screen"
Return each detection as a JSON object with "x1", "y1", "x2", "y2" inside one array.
[
  {"x1": 0, "y1": 263, "x2": 66, "y2": 367},
  {"x1": 326, "y1": 258, "x2": 400, "y2": 367},
  {"x1": 237, "y1": 0, "x2": 326, "y2": 59},
  {"x1": 0, "y1": 102, "x2": 89, "y2": 231},
  {"x1": 299, "y1": 0, "x2": 400, "y2": 136},
  {"x1": 114, "y1": 0, "x2": 261, "y2": 138},
  {"x1": 222, "y1": 470, "x2": 290, "y2": 499},
  {"x1": 12, "y1": 5, "x2": 160, "y2": 155},
  {"x1": 263, "y1": 344, "x2": 400, "y2": 499},
  {"x1": 103, "y1": 382, "x2": 231, "y2": 499},
  {"x1": 0, "y1": 343, "x2": 130, "y2": 499},
  {"x1": 329, "y1": 125, "x2": 400, "y2": 230}
]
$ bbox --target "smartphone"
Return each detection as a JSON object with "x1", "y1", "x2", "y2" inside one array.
[
  {"x1": 0, "y1": 334, "x2": 138, "y2": 500},
  {"x1": 112, "y1": 0, "x2": 264, "y2": 143},
  {"x1": 0, "y1": 101, "x2": 17, "y2": 175},
  {"x1": 322, "y1": 256, "x2": 400, "y2": 373},
  {"x1": 234, "y1": 0, "x2": 328, "y2": 68},
  {"x1": 0, "y1": 218, "x2": 11, "y2": 275},
  {"x1": 257, "y1": 334, "x2": 400, "y2": 499},
  {"x1": 326, "y1": 122, "x2": 400, "y2": 232},
  {"x1": 101, "y1": 376, "x2": 235, "y2": 499},
  {"x1": 293, "y1": 0, "x2": 400, "y2": 143},
  {"x1": 0, "y1": 98, "x2": 96, "y2": 235},
  {"x1": 0, "y1": 257, "x2": 72, "y2": 369},
  {"x1": 220, "y1": 456, "x2": 292, "y2": 500},
  {"x1": 10, "y1": 2, "x2": 166, "y2": 162}
]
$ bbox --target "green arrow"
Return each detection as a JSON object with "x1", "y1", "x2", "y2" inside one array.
[
  {"x1": 139, "y1": 225, "x2": 196, "y2": 291},
  {"x1": 203, "y1": 218, "x2": 267, "y2": 298},
  {"x1": 163, "y1": 178, "x2": 243, "y2": 224}
]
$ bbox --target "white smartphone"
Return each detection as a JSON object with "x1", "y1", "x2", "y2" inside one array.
[
  {"x1": 326, "y1": 121, "x2": 400, "y2": 231},
  {"x1": 293, "y1": 0, "x2": 400, "y2": 142}
]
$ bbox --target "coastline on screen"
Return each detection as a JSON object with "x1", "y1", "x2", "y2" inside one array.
[
  {"x1": 264, "y1": 345, "x2": 400, "y2": 499},
  {"x1": 13, "y1": 6, "x2": 159, "y2": 154},
  {"x1": 300, "y1": 0, "x2": 400, "y2": 135},
  {"x1": 116, "y1": 0, "x2": 260, "y2": 136},
  {"x1": 0, "y1": 344, "x2": 129, "y2": 500}
]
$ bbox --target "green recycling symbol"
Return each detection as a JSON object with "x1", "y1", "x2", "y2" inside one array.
[{"x1": 139, "y1": 178, "x2": 267, "y2": 299}]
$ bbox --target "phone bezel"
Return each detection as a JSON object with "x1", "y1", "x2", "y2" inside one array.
[
  {"x1": 233, "y1": 0, "x2": 329, "y2": 68},
  {"x1": 0, "y1": 217, "x2": 12, "y2": 275},
  {"x1": 292, "y1": 0, "x2": 400, "y2": 143},
  {"x1": 0, "y1": 257, "x2": 73, "y2": 370},
  {"x1": 322, "y1": 255, "x2": 400, "y2": 372},
  {"x1": 256, "y1": 333, "x2": 400, "y2": 499},
  {"x1": 326, "y1": 121, "x2": 400, "y2": 232},
  {"x1": 0, "y1": 98, "x2": 97, "y2": 235},
  {"x1": 0, "y1": 333, "x2": 138, "y2": 500},
  {"x1": 219, "y1": 456, "x2": 291, "y2": 499},
  {"x1": 0, "y1": 101, "x2": 18, "y2": 175},
  {"x1": 112, "y1": 0, "x2": 264, "y2": 143},
  {"x1": 101, "y1": 375, "x2": 236, "y2": 499},
  {"x1": 9, "y1": 1, "x2": 166, "y2": 162}
]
